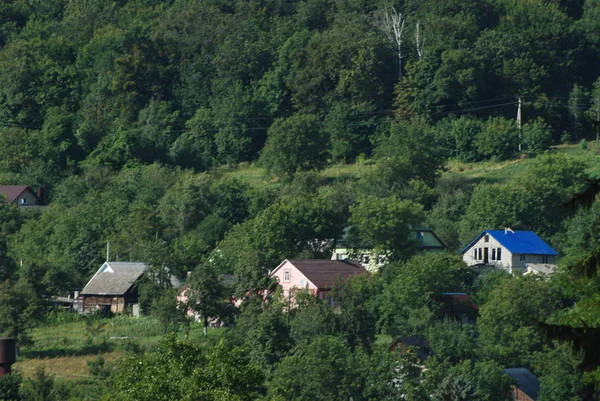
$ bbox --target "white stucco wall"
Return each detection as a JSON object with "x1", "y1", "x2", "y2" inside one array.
[{"x1": 462, "y1": 234, "x2": 513, "y2": 270}]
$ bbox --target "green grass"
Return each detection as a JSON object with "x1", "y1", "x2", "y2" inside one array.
[
  {"x1": 15, "y1": 317, "x2": 225, "y2": 379},
  {"x1": 219, "y1": 145, "x2": 600, "y2": 190}
]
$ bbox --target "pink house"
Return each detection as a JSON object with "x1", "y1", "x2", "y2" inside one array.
[{"x1": 269, "y1": 259, "x2": 367, "y2": 304}]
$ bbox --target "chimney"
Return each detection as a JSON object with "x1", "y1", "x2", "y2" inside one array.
[
  {"x1": 74, "y1": 291, "x2": 79, "y2": 299},
  {"x1": 36, "y1": 186, "x2": 45, "y2": 205},
  {"x1": 0, "y1": 338, "x2": 16, "y2": 377}
]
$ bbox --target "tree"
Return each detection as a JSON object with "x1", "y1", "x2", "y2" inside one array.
[
  {"x1": 260, "y1": 114, "x2": 327, "y2": 179},
  {"x1": 0, "y1": 372, "x2": 21, "y2": 401},
  {"x1": 347, "y1": 195, "x2": 424, "y2": 262},
  {"x1": 0, "y1": 278, "x2": 44, "y2": 346},
  {"x1": 186, "y1": 265, "x2": 230, "y2": 337},
  {"x1": 522, "y1": 117, "x2": 552, "y2": 154},
  {"x1": 243, "y1": 298, "x2": 294, "y2": 375},
  {"x1": 213, "y1": 193, "x2": 347, "y2": 295},
  {"x1": 378, "y1": 253, "x2": 471, "y2": 336},
  {"x1": 475, "y1": 117, "x2": 519, "y2": 160},
  {"x1": 109, "y1": 335, "x2": 264, "y2": 401},
  {"x1": 477, "y1": 275, "x2": 560, "y2": 367},
  {"x1": 267, "y1": 336, "x2": 360, "y2": 401},
  {"x1": 378, "y1": 5, "x2": 406, "y2": 78},
  {"x1": 330, "y1": 274, "x2": 378, "y2": 350},
  {"x1": 363, "y1": 118, "x2": 445, "y2": 201},
  {"x1": 432, "y1": 374, "x2": 478, "y2": 401},
  {"x1": 427, "y1": 319, "x2": 475, "y2": 364}
]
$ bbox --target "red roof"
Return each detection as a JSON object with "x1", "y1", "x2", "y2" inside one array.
[
  {"x1": 0, "y1": 186, "x2": 32, "y2": 202},
  {"x1": 284, "y1": 259, "x2": 368, "y2": 290}
]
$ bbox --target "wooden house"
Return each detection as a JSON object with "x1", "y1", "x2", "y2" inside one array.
[
  {"x1": 79, "y1": 262, "x2": 148, "y2": 314},
  {"x1": 504, "y1": 368, "x2": 540, "y2": 401},
  {"x1": 461, "y1": 229, "x2": 558, "y2": 274}
]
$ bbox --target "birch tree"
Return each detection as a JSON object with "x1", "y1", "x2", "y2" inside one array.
[
  {"x1": 379, "y1": 5, "x2": 405, "y2": 78},
  {"x1": 415, "y1": 21, "x2": 425, "y2": 60}
]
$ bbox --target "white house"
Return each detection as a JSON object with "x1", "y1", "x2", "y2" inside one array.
[
  {"x1": 461, "y1": 229, "x2": 558, "y2": 274},
  {"x1": 331, "y1": 227, "x2": 446, "y2": 272}
]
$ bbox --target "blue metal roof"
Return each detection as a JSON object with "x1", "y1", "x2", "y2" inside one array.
[{"x1": 461, "y1": 230, "x2": 558, "y2": 255}]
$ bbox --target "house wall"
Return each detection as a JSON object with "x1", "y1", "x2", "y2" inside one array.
[
  {"x1": 462, "y1": 235, "x2": 513, "y2": 270},
  {"x1": 330, "y1": 247, "x2": 382, "y2": 273},
  {"x1": 82, "y1": 295, "x2": 127, "y2": 313},
  {"x1": 271, "y1": 260, "x2": 318, "y2": 297},
  {"x1": 511, "y1": 386, "x2": 535, "y2": 401},
  {"x1": 14, "y1": 189, "x2": 39, "y2": 206},
  {"x1": 510, "y1": 254, "x2": 556, "y2": 273}
]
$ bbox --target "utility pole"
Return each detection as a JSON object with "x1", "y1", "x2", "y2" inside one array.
[{"x1": 517, "y1": 97, "x2": 522, "y2": 152}]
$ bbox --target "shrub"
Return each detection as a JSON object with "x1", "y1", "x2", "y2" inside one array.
[{"x1": 522, "y1": 117, "x2": 552, "y2": 154}]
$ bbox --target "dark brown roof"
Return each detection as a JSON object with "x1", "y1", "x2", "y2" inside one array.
[
  {"x1": 0, "y1": 186, "x2": 32, "y2": 202},
  {"x1": 287, "y1": 259, "x2": 367, "y2": 289}
]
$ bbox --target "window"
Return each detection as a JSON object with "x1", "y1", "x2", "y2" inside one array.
[
  {"x1": 19, "y1": 198, "x2": 27, "y2": 205},
  {"x1": 542, "y1": 255, "x2": 549, "y2": 263},
  {"x1": 335, "y1": 253, "x2": 342, "y2": 260},
  {"x1": 497, "y1": 248, "x2": 502, "y2": 261},
  {"x1": 520, "y1": 254, "x2": 526, "y2": 262},
  {"x1": 491, "y1": 248, "x2": 496, "y2": 260},
  {"x1": 484, "y1": 234, "x2": 489, "y2": 242},
  {"x1": 478, "y1": 248, "x2": 483, "y2": 260},
  {"x1": 283, "y1": 270, "x2": 290, "y2": 282},
  {"x1": 363, "y1": 255, "x2": 370, "y2": 264},
  {"x1": 416, "y1": 232, "x2": 424, "y2": 242},
  {"x1": 473, "y1": 248, "x2": 477, "y2": 260}
]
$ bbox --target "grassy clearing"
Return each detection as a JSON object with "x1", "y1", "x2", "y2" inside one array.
[
  {"x1": 14, "y1": 352, "x2": 121, "y2": 380},
  {"x1": 16, "y1": 317, "x2": 225, "y2": 379},
  {"x1": 219, "y1": 145, "x2": 600, "y2": 190}
]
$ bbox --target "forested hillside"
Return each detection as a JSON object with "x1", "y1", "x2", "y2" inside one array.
[{"x1": 2, "y1": 0, "x2": 600, "y2": 400}]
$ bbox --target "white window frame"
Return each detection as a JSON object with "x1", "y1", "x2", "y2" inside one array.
[{"x1": 283, "y1": 270, "x2": 291, "y2": 282}]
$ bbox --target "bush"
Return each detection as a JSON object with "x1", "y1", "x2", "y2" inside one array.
[
  {"x1": 522, "y1": 117, "x2": 552, "y2": 154},
  {"x1": 87, "y1": 355, "x2": 112, "y2": 378},
  {"x1": 475, "y1": 117, "x2": 519, "y2": 160},
  {"x1": 579, "y1": 139, "x2": 588, "y2": 150},
  {"x1": 0, "y1": 373, "x2": 22, "y2": 401}
]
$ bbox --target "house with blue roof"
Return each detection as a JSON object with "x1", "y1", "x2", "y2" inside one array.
[{"x1": 461, "y1": 229, "x2": 558, "y2": 274}]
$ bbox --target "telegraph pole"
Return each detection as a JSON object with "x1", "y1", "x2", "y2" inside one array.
[
  {"x1": 517, "y1": 97, "x2": 522, "y2": 152},
  {"x1": 597, "y1": 98, "x2": 599, "y2": 154}
]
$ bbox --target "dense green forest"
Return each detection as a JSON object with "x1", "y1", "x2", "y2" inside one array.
[{"x1": 2, "y1": 0, "x2": 600, "y2": 400}]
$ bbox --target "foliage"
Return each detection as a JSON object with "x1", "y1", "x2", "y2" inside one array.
[
  {"x1": 267, "y1": 336, "x2": 360, "y2": 401},
  {"x1": 477, "y1": 275, "x2": 560, "y2": 367},
  {"x1": 378, "y1": 253, "x2": 472, "y2": 336},
  {"x1": 260, "y1": 114, "x2": 328, "y2": 179},
  {"x1": 109, "y1": 335, "x2": 264, "y2": 401},
  {"x1": 426, "y1": 320, "x2": 475, "y2": 364},
  {"x1": 0, "y1": 373, "x2": 21, "y2": 401},
  {"x1": 347, "y1": 195, "x2": 424, "y2": 262},
  {"x1": 522, "y1": 117, "x2": 552, "y2": 154},
  {"x1": 330, "y1": 274, "x2": 378, "y2": 350},
  {"x1": 186, "y1": 264, "x2": 232, "y2": 336}
]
